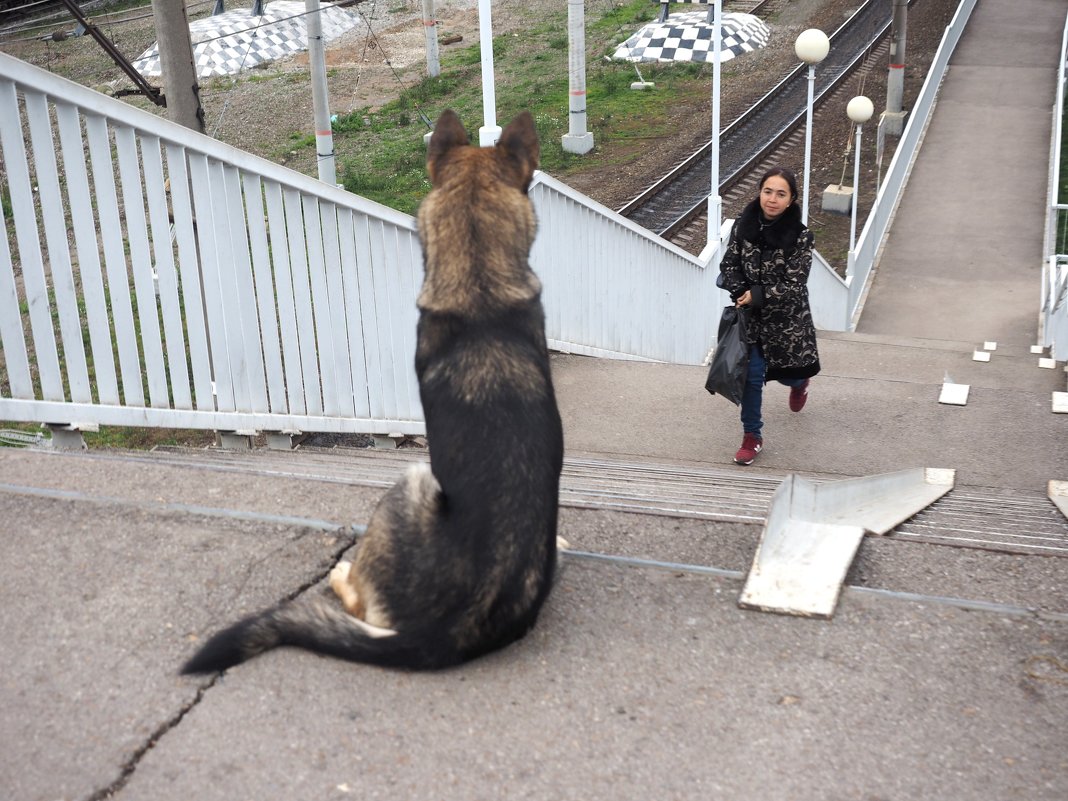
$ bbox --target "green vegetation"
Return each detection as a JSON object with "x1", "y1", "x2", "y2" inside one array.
[{"x1": 303, "y1": 0, "x2": 714, "y2": 214}]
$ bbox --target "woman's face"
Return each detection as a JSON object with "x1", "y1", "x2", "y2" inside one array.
[{"x1": 759, "y1": 175, "x2": 794, "y2": 220}]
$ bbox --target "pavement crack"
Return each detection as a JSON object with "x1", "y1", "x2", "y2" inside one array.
[
  {"x1": 86, "y1": 527, "x2": 363, "y2": 799},
  {"x1": 85, "y1": 681, "x2": 216, "y2": 801}
]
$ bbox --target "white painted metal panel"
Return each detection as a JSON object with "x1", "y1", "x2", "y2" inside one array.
[
  {"x1": 115, "y1": 125, "x2": 169, "y2": 408},
  {"x1": 85, "y1": 113, "x2": 145, "y2": 407},
  {"x1": 24, "y1": 92, "x2": 92, "y2": 403},
  {"x1": 141, "y1": 135, "x2": 193, "y2": 410},
  {"x1": 302, "y1": 195, "x2": 340, "y2": 417},
  {"x1": 319, "y1": 202, "x2": 356, "y2": 418},
  {"x1": 55, "y1": 101, "x2": 119, "y2": 406},
  {"x1": 264, "y1": 181, "x2": 304, "y2": 414},
  {"x1": 222, "y1": 164, "x2": 268, "y2": 414},
  {"x1": 0, "y1": 397, "x2": 426, "y2": 437},
  {"x1": 375, "y1": 220, "x2": 409, "y2": 421},
  {"x1": 360, "y1": 216, "x2": 391, "y2": 420},
  {"x1": 243, "y1": 174, "x2": 288, "y2": 415},
  {"x1": 338, "y1": 209, "x2": 371, "y2": 419},
  {"x1": 352, "y1": 212, "x2": 384, "y2": 419},
  {"x1": 740, "y1": 469, "x2": 956, "y2": 617},
  {"x1": 283, "y1": 188, "x2": 323, "y2": 416},
  {"x1": 165, "y1": 144, "x2": 214, "y2": 411},
  {"x1": 210, "y1": 162, "x2": 251, "y2": 411},
  {"x1": 0, "y1": 204, "x2": 32, "y2": 398},
  {"x1": 188, "y1": 154, "x2": 234, "y2": 411},
  {"x1": 0, "y1": 79, "x2": 63, "y2": 401},
  {"x1": 394, "y1": 224, "x2": 422, "y2": 421}
]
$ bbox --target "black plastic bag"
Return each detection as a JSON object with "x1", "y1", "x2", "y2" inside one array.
[{"x1": 704, "y1": 305, "x2": 750, "y2": 405}]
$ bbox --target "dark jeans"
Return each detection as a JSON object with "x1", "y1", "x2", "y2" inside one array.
[{"x1": 741, "y1": 345, "x2": 806, "y2": 438}]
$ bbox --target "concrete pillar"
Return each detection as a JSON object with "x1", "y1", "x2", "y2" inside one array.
[
  {"x1": 421, "y1": 0, "x2": 440, "y2": 77},
  {"x1": 306, "y1": 0, "x2": 337, "y2": 184},
  {"x1": 884, "y1": 0, "x2": 908, "y2": 136},
  {"x1": 561, "y1": 0, "x2": 593, "y2": 155}
]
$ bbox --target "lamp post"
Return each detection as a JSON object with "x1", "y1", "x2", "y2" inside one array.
[
  {"x1": 846, "y1": 95, "x2": 873, "y2": 280},
  {"x1": 708, "y1": 0, "x2": 722, "y2": 245},
  {"x1": 477, "y1": 0, "x2": 500, "y2": 146},
  {"x1": 794, "y1": 28, "x2": 829, "y2": 225}
]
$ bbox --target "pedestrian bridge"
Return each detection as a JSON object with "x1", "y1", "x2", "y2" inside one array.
[{"x1": 0, "y1": 0, "x2": 1065, "y2": 443}]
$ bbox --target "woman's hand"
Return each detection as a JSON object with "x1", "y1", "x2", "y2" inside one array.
[{"x1": 736, "y1": 290, "x2": 752, "y2": 307}]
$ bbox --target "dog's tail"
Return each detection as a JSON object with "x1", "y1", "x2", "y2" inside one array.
[{"x1": 180, "y1": 599, "x2": 456, "y2": 675}]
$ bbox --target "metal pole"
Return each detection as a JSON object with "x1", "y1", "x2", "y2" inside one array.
[
  {"x1": 421, "y1": 0, "x2": 440, "y2": 78},
  {"x1": 306, "y1": 0, "x2": 336, "y2": 184},
  {"x1": 802, "y1": 63, "x2": 815, "y2": 224},
  {"x1": 850, "y1": 122, "x2": 862, "y2": 254},
  {"x1": 707, "y1": 0, "x2": 721, "y2": 243},
  {"x1": 885, "y1": 0, "x2": 908, "y2": 135},
  {"x1": 477, "y1": 0, "x2": 500, "y2": 146},
  {"x1": 561, "y1": 0, "x2": 593, "y2": 154}
]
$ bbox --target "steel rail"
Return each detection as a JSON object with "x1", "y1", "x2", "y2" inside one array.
[{"x1": 618, "y1": 0, "x2": 898, "y2": 236}]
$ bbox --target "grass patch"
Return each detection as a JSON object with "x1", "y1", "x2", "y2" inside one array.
[{"x1": 327, "y1": 0, "x2": 710, "y2": 213}]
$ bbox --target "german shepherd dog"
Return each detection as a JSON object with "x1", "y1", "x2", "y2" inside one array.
[{"x1": 181, "y1": 110, "x2": 564, "y2": 674}]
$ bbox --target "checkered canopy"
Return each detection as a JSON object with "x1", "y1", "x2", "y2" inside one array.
[
  {"x1": 613, "y1": 11, "x2": 770, "y2": 64},
  {"x1": 133, "y1": 1, "x2": 361, "y2": 79}
]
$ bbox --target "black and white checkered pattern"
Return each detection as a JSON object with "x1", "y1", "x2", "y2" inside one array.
[
  {"x1": 133, "y1": 1, "x2": 361, "y2": 79},
  {"x1": 613, "y1": 11, "x2": 770, "y2": 64}
]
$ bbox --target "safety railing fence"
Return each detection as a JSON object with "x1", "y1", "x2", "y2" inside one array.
[
  {"x1": 0, "y1": 50, "x2": 427, "y2": 438},
  {"x1": 530, "y1": 172, "x2": 722, "y2": 366},
  {"x1": 0, "y1": 51, "x2": 725, "y2": 440},
  {"x1": 1042, "y1": 10, "x2": 1068, "y2": 362},
  {"x1": 845, "y1": 0, "x2": 978, "y2": 329}
]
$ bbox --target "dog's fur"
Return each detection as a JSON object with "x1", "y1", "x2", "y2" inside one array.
[{"x1": 181, "y1": 110, "x2": 563, "y2": 674}]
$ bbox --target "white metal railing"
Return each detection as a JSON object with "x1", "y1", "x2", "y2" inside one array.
[
  {"x1": 0, "y1": 51, "x2": 726, "y2": 438},
  {"x1": 530, "y1": 172, "x2": 721, "y2": 364},
  {"x1": 845, "y1": 0, "x2": 978, "y2": 329},
  {"x1": 1042, "y1": 11, "x2": 1068, "y2": 361}
]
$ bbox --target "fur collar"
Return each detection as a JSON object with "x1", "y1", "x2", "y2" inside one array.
[{"x1": 735, "y1": 199, "x2": 804, "y2": 250}]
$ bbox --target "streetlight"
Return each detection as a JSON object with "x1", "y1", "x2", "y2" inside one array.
[
  {"x1": 708, "y1": 0, "x2": 722, "y2": 246},
  {"x1": 477, "y1": 0, "x2": 500, "y2": 146},
  {"x1": 846, "y1": 95, "x2": 873, "y2": 279},
  {"x1": 794, "y1": 28, "x2": 829, "y2": 224}
]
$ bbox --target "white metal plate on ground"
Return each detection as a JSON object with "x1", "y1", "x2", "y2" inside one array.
[
  {"x1": 939, "y1": 382, "x2": 970, "y2": 405},
  {"x1": 1051, "y1": 481, "x2": 1068, "y2": 520},
  {"x1": 1054, "y1": 392, "x2": 1068, "y2": 414},
  {"x1": 1032, "y1": 345, "x2": 1046, "y2": 354},
  {"x1": 972, "y1": 350, "x2": 990, "y2": 362},
  {"x1": 983, "y1": 341, "x2": 997, "y2": 351},
  {"x1": 739, "y1": 468, "x2": 956, "y2": 618},
  {"x1": 1039, "y1": 358, "x2": 1057, "y2": 369}
]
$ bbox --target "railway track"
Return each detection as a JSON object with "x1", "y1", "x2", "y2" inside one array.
[{"x1": 619, "y1": 0, "x2": 901, "y2": 248}]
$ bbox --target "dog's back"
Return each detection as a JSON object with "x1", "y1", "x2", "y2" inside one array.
[{"x1": 181, "y1": 110, "x2": 562, "y2": 675}]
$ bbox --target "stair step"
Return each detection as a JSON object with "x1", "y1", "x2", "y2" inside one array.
[{"x1": 148, "y1": 446, "x2": 1068, "y2": 557}]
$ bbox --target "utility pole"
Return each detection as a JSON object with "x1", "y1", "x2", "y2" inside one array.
[
  {"x1": 150, "y1": 0, "x2": 204, "y2": 132},
  {"x1": 560, "y1": 0, "x2": 593, "y2": 154},
  {"x1": 306, "y1": 0, "x2": 337, "y2": 184},
  {"x1": 884, "y1": 0, "x2": 907, "y2": 136},
  {"x1": 421, "y1": 0, "x2": 440, "y2": 77}
]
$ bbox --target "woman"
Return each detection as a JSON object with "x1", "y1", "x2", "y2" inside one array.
[{"x1": 718, "y1": 167, "x2": 820, "y2": 465}]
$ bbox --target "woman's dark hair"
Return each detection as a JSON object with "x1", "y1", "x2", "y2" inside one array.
[{"x1": 759, "y1": 167, "x2": 799, "y2": 203}]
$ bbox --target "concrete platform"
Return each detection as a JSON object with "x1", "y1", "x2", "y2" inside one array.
[
  {"x1": 2, "y1": 0, "x2": 1068, "y2": 799},
  {"x1": 2, "y1": 320, "x2": 1067, "y2": 801}
]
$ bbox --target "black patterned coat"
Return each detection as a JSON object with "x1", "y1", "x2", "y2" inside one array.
[{"x1": 718, "y1": 199, "x2": 821, "y2": 381}]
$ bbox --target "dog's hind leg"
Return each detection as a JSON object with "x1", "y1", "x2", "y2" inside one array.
[{"x1": 329, "y1": 561, "x2": 362, "y2": 616}]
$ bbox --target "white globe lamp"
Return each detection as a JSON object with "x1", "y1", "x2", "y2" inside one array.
[{"x1": 795, "y1": 29, "x2": 830, "y2": 223}]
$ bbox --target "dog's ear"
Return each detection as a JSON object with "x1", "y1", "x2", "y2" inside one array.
[
  {"x1": 427, "y1": 110, "x2": 469, "y2": 185},
  {"x1": 496, "y1": 111, "x2": 540, "y2": 190}
]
